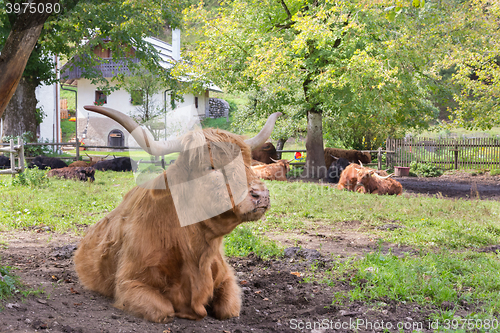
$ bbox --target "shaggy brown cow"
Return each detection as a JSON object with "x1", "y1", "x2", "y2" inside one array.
[
  {"x1": 337, "y1": 163, "x2": 364, "y2": 191},
  {"x1": 251, "y1": 158, "x2": 290, "y2": 181},
  {"x1": 252, "y1": 142, "x2": 278, "y2": 164},
  {"x1": 74, "y1": 106, "x2": 281, "y2": 323},
  {"x1": 355, "y1": 168, "x2": 403, "y2": 195},
  {"x1": 324, "y1": 148, "x2": 371, "y2": 168},
  {"x1": 47, "y1": 167, "x2": 95, "y2": 182}
]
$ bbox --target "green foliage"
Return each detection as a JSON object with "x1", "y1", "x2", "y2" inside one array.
[
  {"x1": 490, "y1": 168, "x2": 500, "y2": 176},
  {"x1": 2, "y1": 132, "x2": 52, "y2": 157},
  {"x1": 184, "y1": 0, "x2": 440, "y2": 151},
  {"x1": 224, "y1": 225, "x2": 282, "y2": 259},
  {"x1": 12, "y1": 167, "x2": 49, "y2": 188},
  {"x1": 410, "y1": 161, "x2": 443, "y2": 177},
  {"x1": 0, "y1": 266, "x2": 21, "y2": 299}
]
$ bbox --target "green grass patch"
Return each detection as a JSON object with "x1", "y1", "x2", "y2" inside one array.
[
  {"x1": 0, "y1": 171, "x2": 136, "y2": 232},
  {"x1": 317, "y1": 250, "x2": 500, "y2": 314},
  {"x1": 61, "y1": 119, "x2": 76, "y2": 143},
  {"x1": 260, "y1": 181, "x2": 500, "y2": 249},
  {"x1": 224, "y1": 224, "x2": 282, "y2": 258},
  {"x1": 0, "y1": 266, "x2": 22, "y2": 299}
]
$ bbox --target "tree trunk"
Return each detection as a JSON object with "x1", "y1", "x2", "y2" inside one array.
[
  {"x1": 276, "y1": 137, "x2": 287, "y2": 159},
  {"x1": 2, "y1": 77, "x2": 39, "y2": 141},
  {"x1": 301, "y1": 110, "x2": 326, "y2": 179},
  {"x1": 0, "y1": 0, "x2": 59, "y2": 117}
]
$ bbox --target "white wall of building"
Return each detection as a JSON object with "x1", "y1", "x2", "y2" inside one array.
[
  {"x1": 37, "y1": 82, "x2": 59, "y2": 142},
  {"x1": 75, "y1": 79, "x2": 208, "y2": 146}
]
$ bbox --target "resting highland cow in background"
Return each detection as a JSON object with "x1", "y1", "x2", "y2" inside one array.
[
  {"x1": 74, "y1": 106, "x2": 281, "y2": 323},
  {"x1": 47, "y1": 167, "x2": 95, "y2": 182},
  {"x1": 355, "y1": 168, "x2": 403, "y2": 195},
  {"x1": 251, "y1": 158, "x2": 291, "y2": 181},
  {"x1": 92, "y1": 156, "x2": 134, "y2": 172},
  {"x1": 28, "y1": 155, "x2": 67, "y2": 170},
  {"x1": 252, "y1": 142, "x2": 278, "y2": 164},
  {"x1": 324, "y1": 147, "x2": 371, "y2": 168}
]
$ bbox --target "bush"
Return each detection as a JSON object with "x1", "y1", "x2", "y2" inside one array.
[
  {"x1": 12, "y1": 167, "x2": 49, "y2": 188},
  {"x1": 2, "y1": 132, "x2": 52, "y2": 157},
  {"x1": 490, "y1": 168, "x2": 500, "y2": 176},
  {"x1": 410, "y1": 162, "x2": 443, "y2": 177}
]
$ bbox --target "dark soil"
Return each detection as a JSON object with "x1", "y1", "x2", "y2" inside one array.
[
  {"x1": 397, "y1": 172, "x2": 500, "y2": 200},
  {"x1": 0, "y1": 173, "x2": 496, "y2": 332}
]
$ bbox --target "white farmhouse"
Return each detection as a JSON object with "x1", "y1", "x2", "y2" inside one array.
[{"x1": 60, "y1": 30, "x2": 223, "y2": 148}]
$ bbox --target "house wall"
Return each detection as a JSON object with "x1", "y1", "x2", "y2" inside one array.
[
  {"x1": 76, "y1": 79, "x2": 207, "y2": 147},
  {"x1": 37, "y1": 82, "x2": 59, "y2": 142}
]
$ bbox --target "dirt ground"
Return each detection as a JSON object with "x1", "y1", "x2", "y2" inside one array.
[{"x1": 0, "y1": 173, "x2": 498, "y2": 333}]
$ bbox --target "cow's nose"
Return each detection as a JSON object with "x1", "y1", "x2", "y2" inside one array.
[{"x1": 251, "y1": 189, "x2": 269, "y2": 199}]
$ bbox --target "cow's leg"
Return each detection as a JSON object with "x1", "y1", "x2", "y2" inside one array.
[
  {"x1": 114, "y1": 280, "x2": 175, "y2": 323},
  {"x1": 211, "y1": 268, "x2": 241, "y2": 319}
]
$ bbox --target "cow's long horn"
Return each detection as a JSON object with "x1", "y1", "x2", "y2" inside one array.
[
  {"x1": 270, "y1": 157, "x2": 279, "y2": 163},
  {"x1": 358, "y1": 161, "x2": 363, "y2": 167},
  {"x1": 373, "y1": 173, "x2": 393, "y2": 179},
  {"x1": 245, "y1": 112, "x2": 282, "y2": 150},
  {"x1": 83, "y1": 105, "x2": 182, "y2": 156}
]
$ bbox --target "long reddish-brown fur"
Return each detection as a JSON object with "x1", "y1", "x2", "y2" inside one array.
[
  {"x1": 74, "y1": 128, "x2": 270, "y2": 323},
  {"x1": 356, "y1": 169, "x2": 403, "y2": 195},
  {"x1": 251, "y1": 159, "x2": 290, "y2": 181}
]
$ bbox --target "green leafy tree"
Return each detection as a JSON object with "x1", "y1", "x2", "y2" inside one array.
[
  {"x1": 183, "y1": 0, "x2": 439, "y2": 178},
  {"x1": 122, "y1": 65, "x2": 177, "y2": 140},
  {"x1": 429, "y1": 0, "x2": 500, "y2": 129}
]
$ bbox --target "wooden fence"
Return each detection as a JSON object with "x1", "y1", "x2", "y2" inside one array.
[
  {"x1": 386, "y1": 137, "x2": 500, "y2": 169},
  {"x1": 0, "y1": 138, "x2": 25, "y2": 176}
]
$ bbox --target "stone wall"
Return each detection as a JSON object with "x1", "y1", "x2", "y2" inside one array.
[{"x1": 208, "y1": 98, "x2": 229, "y2": 119}]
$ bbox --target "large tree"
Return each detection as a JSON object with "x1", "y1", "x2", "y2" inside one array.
[
  {"x1": 0, "y1": 0, "x2": 187, "y2": 135},
  {"x1": 183, "y1": 0, "x2": 439, "y2": 178}
]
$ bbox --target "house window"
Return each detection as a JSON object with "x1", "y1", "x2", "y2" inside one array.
[
  {"x1": 195, "y1": 97, "x2": 198, "y2": 109},
  {"x1": 93, "y1": 45, "x2": 111, "y2": 59},
  {"x1": 130, "y1": 90, "x2": 143, "y2": 106},
  {"x1": 95, "y1": 91, "x2": 107, "y2": 105}
]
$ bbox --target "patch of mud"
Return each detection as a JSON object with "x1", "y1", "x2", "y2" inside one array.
[{"x1": 0, "y1": 230, "x2": 468, "y2": 333}]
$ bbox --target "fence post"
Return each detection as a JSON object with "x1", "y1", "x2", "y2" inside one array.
[
  {"x1": 18, "y1": 137, "x2": 24, "y2": 173},
  {"x1": 76, "y1": 138, "x2": 80, "y2": 161},
  {"x1": 377, "y1": 147, "x2": 382, "y2": 170},
  {"x1": 454, "y1": 144, "x2": 458, "y2": 170},
  {"x1": 9, "y1": 139, "x2": 15, "y2": 178}
]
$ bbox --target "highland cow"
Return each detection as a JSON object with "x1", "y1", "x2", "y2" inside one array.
[{"x1": 74, "y1": 106, "x2": 281, "y2": 323}]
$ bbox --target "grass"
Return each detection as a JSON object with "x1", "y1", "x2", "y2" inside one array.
[
  {"x1": 317, "y1": 250, "x2": 500, "y2": 317},
  {"x1": 61, "y1": 119, "x2": 76, "y2": 142}
]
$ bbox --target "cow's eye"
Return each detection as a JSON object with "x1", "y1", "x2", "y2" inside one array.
[{"x1": 204, "y1": 165, "x2": 215, "y2": 172}]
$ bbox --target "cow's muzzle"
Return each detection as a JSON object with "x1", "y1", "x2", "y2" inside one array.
[{"x1": 250, "y1": 188, "x2": 270, "y2": 210}]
